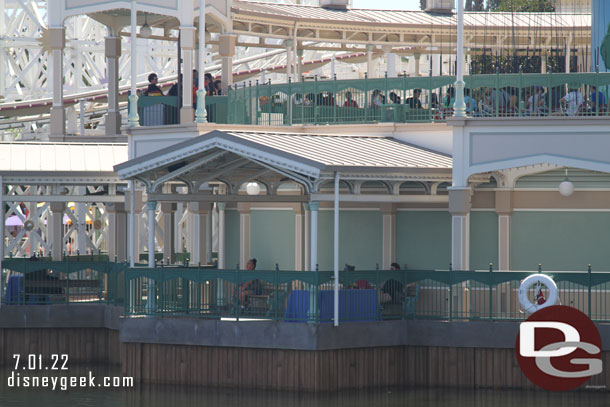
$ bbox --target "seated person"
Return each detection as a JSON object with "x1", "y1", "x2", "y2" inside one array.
[
  {"x1": 405, "y1": 89, "x2": 422, "y2": 109},
  {"x1": 371, "y1": 90, "x2": 385, "y2": 107},
  {"x1": 389, "y1": 91, "x2": 401, "y2": 104},
  {"x1": 346, "y1": 264, "x2": 372, "y2": 289},
  {"x1": 380, "y1": 263, "x2": 404, "y2": 304},
  {"x1": 590, "y1": 86, "x2": 606, "y2": 112},
  {"x1": 343, "y1": 91, "x2": 359, "y2": 108},
  {"x1": 560, "y1": 88, "x2": 583, "y2": 116},
  {"x1": 239, "y1": 258, "x2": 262, "y2": 309},
  {"x1": 144, "y1": 73, "x2": 163, "y2": 96}
]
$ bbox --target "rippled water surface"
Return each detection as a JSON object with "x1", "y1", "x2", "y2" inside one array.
[{"x1": 1, "y1": 365, "x2": 608, "y2": 407}]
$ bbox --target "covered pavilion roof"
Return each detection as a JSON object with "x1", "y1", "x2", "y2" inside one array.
[{"x1": 114, "y1": 130, "x2": 453, "y2": 198}]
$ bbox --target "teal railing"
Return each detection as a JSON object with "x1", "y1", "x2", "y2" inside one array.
[
  {"x1": 123, "y1": 264, "x2": 610, "y2": 322},
  {"x1": 1, "y1": 257, "x2": 128, "y2": 305},
  {"x1": 134, "y1": 95, "x2": 229, "y2": 125},
  {"x1": 226, "y1": 72, "x2": 610, "y2": 126}
]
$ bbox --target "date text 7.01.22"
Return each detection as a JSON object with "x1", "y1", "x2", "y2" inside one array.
[{"x1": 13, "y1": 354, "x2": 68, "y2": 371}]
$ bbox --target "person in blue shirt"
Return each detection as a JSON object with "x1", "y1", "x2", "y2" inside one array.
[{"x1": 590, "y1": 86, "x2": 606, "y2": 112}]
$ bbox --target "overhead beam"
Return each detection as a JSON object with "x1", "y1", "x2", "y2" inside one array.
[
  {"x1": 150, "y1": 150, "x2": 227, "y2": 191},
  {"x1": 1, "y1": 195, "x2": 124, "y2": 203},
  {"x1": 311, "y1": 194, "x2": 449, "y2": 203},
  {"x1": 147, "y1": 193, "x2": 308, "y2": 202}
]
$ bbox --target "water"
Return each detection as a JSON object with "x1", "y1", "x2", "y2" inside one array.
[{"x1": 0, "y1": 365, "x2": 608, "y2": 407}]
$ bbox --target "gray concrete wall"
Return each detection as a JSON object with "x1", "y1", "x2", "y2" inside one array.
[
  {"x1": 0, "y1": 304, "x2": 123, "y2": 330},
  {"x1": 120, "y1": 317, "x2": 610, "y2": 351}
]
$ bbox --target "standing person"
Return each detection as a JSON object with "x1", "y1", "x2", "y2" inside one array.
[
  {"x1": 214, "y1": 80, "x2": 222, "y2": 96},
  {"x1": 381, "y1": 263, "x2": 404, "y2": 304},
  {"x1": 204, "y1": 73, "x2": 214, "y2": 96},
  {"x1": 144, "y1": 73, "x2": 163, "y2": 96}
]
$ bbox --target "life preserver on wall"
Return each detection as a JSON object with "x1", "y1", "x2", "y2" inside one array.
[{"x1": 518, "y1": 274, "x2": 558, "y2": 314}]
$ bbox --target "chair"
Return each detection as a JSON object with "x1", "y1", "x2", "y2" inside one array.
[{"x1": 403, "y1": 284, "x2": 419, "y2": 318}]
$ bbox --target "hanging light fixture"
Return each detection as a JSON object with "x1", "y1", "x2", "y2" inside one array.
[
  {"x1": 559, "y1": 168, "x2": 574, "y2": 197},
  {"x1": 246, "y1": 182, "x2": 261, "y2": 196},
  {"x1": 140, "y1": 13, "x2": 152, "y2": 38}
]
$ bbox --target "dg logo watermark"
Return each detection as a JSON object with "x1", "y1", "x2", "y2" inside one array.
[{"x1": 515, "y1": 305, "x2": 603, "y2": 391}]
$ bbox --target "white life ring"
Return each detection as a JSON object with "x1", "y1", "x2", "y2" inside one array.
[{"x1": 518, "y1": 274, "x2": 558, "y2": 314}]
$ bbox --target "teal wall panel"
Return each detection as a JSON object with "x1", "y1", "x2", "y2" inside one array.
[
  {"x1": 317, "y1": 210, "x2": 382, "y2": 271},
  {"x1": 512, "y1": 211, "x2": 610, "y2": 271},
  {"x1": 396, "y1": 211, "x2": 451, "y2": 270},
  {"x1": 470, "y1": 211, "x2": 498, "y2": 270},
  {"x1": 224, "y1": 210, "x2": 240, "y2": 270},
  {"x1": 251, "y1": 210, "x2": 296, "y2": 271}
]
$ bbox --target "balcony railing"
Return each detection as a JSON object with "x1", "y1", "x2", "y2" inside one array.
[
  {"x1": 1, "y1": 257, "x2": 128, "y2": 305},
  {"x1": 124, "y1": 265, "x2": 610, "y2": 322},
  {"x1": 223, "y1": 72, "x2": 610, "y2": 126},
  {"x1": 135, "y1": 95, "x2": 229, "y2": 126}
]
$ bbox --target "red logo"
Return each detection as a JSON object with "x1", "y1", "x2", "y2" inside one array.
[{"x1": 515, "y1": 305, "x2": 602, "y2": 391}]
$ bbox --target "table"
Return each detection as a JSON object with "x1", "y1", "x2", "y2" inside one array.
[{"x1": 284, "y1": 289, "x2": 380, "y2": 322}]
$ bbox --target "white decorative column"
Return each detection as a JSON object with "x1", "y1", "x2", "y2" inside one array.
[
  {"x1": 180, "y1": 26, "x2": 196, "y2": 123},
  {"x1": 453, "y1": 0, "x2": 466, "y2": 117},
  {"x1": 127, "y1": 188, "x2": 142, "y2": 265},
  {"x1": 147, "y1": 201, "x2": 157, "y2": 266},
  {"x1": 187, "y1": 202, "x2": 209, "y2": 265},
  {"x1": 160, "y1": 203, "x2": 176, "y2": 264},
  {"x1": 294, "y1": 205, "x2": 304, "y2": 271},
  {"x1": 541, "y1": 54, "x2": 547, "y2": 74},
  {"x1": 366, "y1": 44, "x2": 375, "y2": 78},
  {"x1": 219, "y1": 34, "x2": 236, "y2": 95},
  {"x1": 238, "y1": 203, "x2": 250, "y2": 269},
  {"x1": 49, "y1": 27, "x2": 65, "y2": 137},
  {"x1": 381, "y1": 204, "x2": 396, "y2": 270},
  {"x1": 206, "y1": 208, "x2": 213, "y2": 263},
  {"x1": 127, "y1": 0, "x2": 139, "y2": 127},
  {"x1": 496, "y1": 190, "x2": 513, "y2": 271},
  {"x1": 303, "y1": 203, "x2": 310, "y2": 271},
  {"x1": 107, "y1": 203, "x2": 127, "y2": 262},
  {"x1": 285, "y1": 39, "x2": 293, "y2": 81},
  {"x1": 296, "y1": 47, "x2": 304, "y2": 81},
  {"x1": 386, "y1": 51, "x2": 397, "y2": 78},
  {"x1": 105, "y1": 34, "x2": 122, "y2": 136},
  {"x1": 449, "y1": 187, "x2": 471, "y2": 271},
  {"x1": 413, "y1": 53, "x2": 421, "y2": 77},
  {"x1": 217, "y1": 202, "x2": 226, "y2": 268},
  {"x1": 195, "y1": 0, "x2": 208, "y2": 123},
  {"x1": 309, "y1": 202, "x2": 319, "y2": 270},
  {"x1": 565, "y1": 33, "x2": 572, "y2": 73}
]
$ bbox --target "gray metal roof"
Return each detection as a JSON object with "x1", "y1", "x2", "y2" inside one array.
[
  {"x1": 115, "y1": 130, "x2": 451, "y2": 180},
  {"x1": 234, "y1": 1, "x2": 590, "y2": 28},
  {"x1": 0, "y1": 142, "x2": 128, "y2": 173},
  {"x1": 222, "y1": 131, "x2": 452, "y2": 170}
]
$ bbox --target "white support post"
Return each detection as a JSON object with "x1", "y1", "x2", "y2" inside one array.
[
  {"x1": 49, "y1": 202, "x2": 65, "y2": 260},
  {"x1": 180, "y1": 26, "x2": 196, "y2": 123},
  {"x1": 0, "y1": 0, "x2": 5, "y2": 99},
  {"x1": 146, "y1": 200, "x2": 156, "y2": 311},
  {"x1": 448, "y1": 187, "x2": 471, "y2": 271},
  {"x1": 128, "y1": 0, "x2": 139, "y2": 127},
  {"x1": 195, "y1": 0, "x2": 208, "y2": 123},
  {"x1": 160, "y1": 203, "x2": 176, "y2": 264},
  {"x1": 303, "y1": 203, "x2": 310, "y2": 271},
  {"x1": 294, "y1": 206, "x2": 304, "y2": 271},
  {"x1": 381, "y1": 205, "x2": 396, "y2": 270},
  {"x1": 238, "y1": 204, "x2": 250, "y2": 269},
  {"x1": 219, "y1": 34, "x2": 236, "y2": 95},
  {"x1": 105, "y1": 34, "x2": 122, "y2": 135},
  {"x1": 128, "y1": 181, "x2": 136, "y2": 267},
  {"x1": 366, "y1": 44, "x2": 375, "y2": 78},
  {"x1": 206, "y1": 208, "x2": 213, "y2": 263},
  {"x1": 217, "y1": 202, "x2": 226, "y2": 268},
  {"x1": 333, "y1": 173, "x2": 340, "y2": 327},
  {"x1": 496, "y1": 190, "x2": 513, "y2": 271},
  {"x1": 309, "y1": 202, "x2": 319, "y2": 270},
  {"x1": 187, "y1": 202, "x2": 209, "y2": 265},
  {"x1": 454, "y1": 0, "x2": 466, "y2": 117},
  {"x1": 285, "y1": 39, "x2": 293, "y2": 82},
  {"x1": 49, "y1": 27, "x2": 66, "y2": 137}
]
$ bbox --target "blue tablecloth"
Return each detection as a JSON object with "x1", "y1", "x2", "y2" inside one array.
[
  {"x1": 5, "y1": 275, "x2": 24, "y2": 304},
  {"x1": 284, "y1": 289, "x2": 380, "y2": 322}
]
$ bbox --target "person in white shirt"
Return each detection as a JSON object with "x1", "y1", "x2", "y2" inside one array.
[{"x1": 560, "y1": 88, "x2": 583, "y2": 116}]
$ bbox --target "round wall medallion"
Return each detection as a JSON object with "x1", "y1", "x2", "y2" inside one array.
[
  {"x1": 24, "y1": 220, "x2": 35, "y2": 231},
  {"x1": 93, "y1": 219, "x2": 103, "y2": 230}
]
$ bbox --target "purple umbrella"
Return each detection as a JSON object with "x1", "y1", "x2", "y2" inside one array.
[{"x1": 5, "y1": 216, "x2": 23, "y2": 226}]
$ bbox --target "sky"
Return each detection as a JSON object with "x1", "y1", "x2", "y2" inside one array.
[{"x1": 351, "y1": 0, "x2": 423, "y2": 10}]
